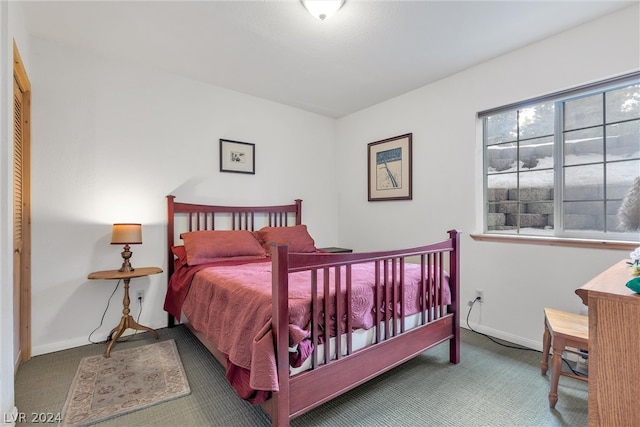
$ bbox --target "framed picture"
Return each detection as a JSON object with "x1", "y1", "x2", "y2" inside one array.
[
  {"x1": 367, "y1": 133, "x2": 412, "y2": 201},
  {"x1": 220, "y1": 139, "x2": 255, "y2": 174}
]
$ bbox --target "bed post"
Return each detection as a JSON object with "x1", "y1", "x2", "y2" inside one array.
[
  {"x1": 167, "y1": 195, "x2": 176, "y2": 328},
  {"x1": 448, "y1": 229, "x2": 461, "y2": 364},
  {"x1": 294, "y1": 199, "x2": 302, "y2": 225},
  {"x1": 271, "y1": 243, "x2": 291, "y2": 427}
]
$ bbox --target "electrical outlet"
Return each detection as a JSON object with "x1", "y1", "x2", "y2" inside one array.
[
  {"x1": 136, "y1": 290, "x2": 144, "y2": 302},
  {"x1": 475, "y1": 289, "x2": 484, "y2": 303}
]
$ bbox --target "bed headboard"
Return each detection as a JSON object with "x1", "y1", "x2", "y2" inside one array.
[{"x1": 166, "y1": 195, "x2": 302, "y2": 326}]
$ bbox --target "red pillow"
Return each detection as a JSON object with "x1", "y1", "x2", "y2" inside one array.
[
  {"x1": 256, "y1": 225, "x2": 317, "y2": 255},
  {"x1": 171, "y1": 245, "x2": 188, "y2": 265},
  {"x1": 180, "y1": 230, "x2": 267, "y2": 266}
]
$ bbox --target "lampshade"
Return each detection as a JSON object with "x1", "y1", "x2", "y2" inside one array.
[
  {"x1": 111, "y1": 223, "x2": 142, "y2": 245},
  {"x1": 301, "y1": 0, "x2": 345, "y2": 20}
]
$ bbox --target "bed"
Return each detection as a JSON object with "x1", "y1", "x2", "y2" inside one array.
[{"x1": 164, "y1": 195, "x2": 461, "y2": 426}]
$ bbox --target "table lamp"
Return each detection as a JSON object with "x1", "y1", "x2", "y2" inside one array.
[{"x1": 111, "y1": 223, "x2": 142, "y2": 272}]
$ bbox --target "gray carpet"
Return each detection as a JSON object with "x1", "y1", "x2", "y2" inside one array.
[{"x1": 15, "y1": 326, "x2": 587, "y2": 427}]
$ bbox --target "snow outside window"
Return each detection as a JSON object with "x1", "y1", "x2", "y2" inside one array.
[{"x1": 481, "y1": 75, "x2": 639, "y2": 242}]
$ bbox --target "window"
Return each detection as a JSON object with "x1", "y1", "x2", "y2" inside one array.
[{"x1": 481, "y1": 73, "x2": 639, "y2": 242}]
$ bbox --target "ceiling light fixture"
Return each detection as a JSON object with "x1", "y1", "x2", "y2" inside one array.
[{"x1": 301, "y1": 0, "x2": 345, "y2": 21}]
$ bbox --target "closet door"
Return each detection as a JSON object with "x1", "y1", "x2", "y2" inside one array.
[{"x1": 13, "y1": 42, "x2": 31, "y2": 366}]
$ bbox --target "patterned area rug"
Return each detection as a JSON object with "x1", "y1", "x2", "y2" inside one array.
[{"x1": 60, "y1": 339, "x2": 190, "y2": 427}]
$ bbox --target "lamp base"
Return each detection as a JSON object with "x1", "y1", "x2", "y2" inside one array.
[
  {"x1": 118, "y1": 264, "x2": 135, "y2": 273},
  {"x1": 118, "y1": 246, "x2": 135, "y2": 273}
]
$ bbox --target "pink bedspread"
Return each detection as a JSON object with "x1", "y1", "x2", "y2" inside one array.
[{"x1": 173, "y1": 260, "x2": 450, "y2": 398}]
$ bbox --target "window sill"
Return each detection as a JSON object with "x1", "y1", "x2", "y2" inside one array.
[{"x1": 470, "y1": 233, "x2": 639, "y2": 251}]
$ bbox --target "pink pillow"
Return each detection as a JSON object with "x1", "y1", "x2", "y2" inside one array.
[
  {"x1": 256, "y1": 225, "x2": 317, "y2": 255},
  {"x1": 171, "y1": 245, "x2": 188, "y2": 265},
  {"x1": 180, "y1": 230, "x2": 267, "y2": 266}
]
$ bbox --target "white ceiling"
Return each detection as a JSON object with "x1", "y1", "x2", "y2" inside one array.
[{"x1": 21, "y1": 0, "x2": 637, "y2": 118}]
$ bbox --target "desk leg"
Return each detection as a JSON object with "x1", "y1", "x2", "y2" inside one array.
[{"x1": 104, "y1": 277, "x2": 159, "y2": 358}]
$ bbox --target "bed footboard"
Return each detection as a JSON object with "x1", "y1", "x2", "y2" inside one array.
[{"x1": 268, "y1": 229, "x2": 461, "y2": 426}]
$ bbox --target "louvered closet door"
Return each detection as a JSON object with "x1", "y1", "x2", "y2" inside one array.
[
  {"x1": 13, "y1": 77, "x2": 24, "y2": 364},
  {"x1": 13, "y1": 41, "x2": 32, "y2": 365}
]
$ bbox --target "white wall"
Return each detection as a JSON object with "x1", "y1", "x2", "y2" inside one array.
[
  {"x1": 336, "y1": 5, "x2": 639, "y2": 348},
  {"x1": 27, "y1": 37, "x2": 339, "y2": 355}
]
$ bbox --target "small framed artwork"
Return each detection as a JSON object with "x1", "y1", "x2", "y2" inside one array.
[
  {"x1": 367, "y1": 133, "x2": 412, "y2": 201},
  {"x1": 220, "y1": 139, "x2": 255, "y2": 174}
]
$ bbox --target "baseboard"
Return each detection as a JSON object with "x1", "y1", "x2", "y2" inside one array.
[
  {"x1": 31, "y1": 320, "x2": 167, "y2": 356},
  {"x1": 33, "y1": 322, "x2": 537, "y2": 356},
  {"x1": 32, "y1": 335, "x2": 103, "y2": 357},
  {"x1": 462, "y1": 323, "x2": 542, "y2": 352}
]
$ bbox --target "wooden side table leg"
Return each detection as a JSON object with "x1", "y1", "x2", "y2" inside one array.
[
  {"x1": 128, "y1": 316, "x2": 159, "y2": 339},
  {"x1": 107, "y1": 325, "x2": 119, "y2": 342},
  {"x1": 105, "y1": 316, "x2": 127, "y2": 358},
  {"x1": 105, "y1": 278, "x2": 133, "y2": 358}
]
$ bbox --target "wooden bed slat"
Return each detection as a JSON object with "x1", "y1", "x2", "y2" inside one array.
[
  {"x1": 375, "y1": 260, "x2": 382, "y2": 344},
  {"x1": 310, "y1": 270, "x2": 319, "y2": 370},
  {"x1": 323, "y1": 267, "x2": 331, "y2": 365},
  {"x1": 333, "y1": 266, "x2": 342, "y2": 361},
  {"x1": 345, "y1": 265, "x2": 353, "y2": 355},
  {"x1": 399, "y1": 257, "x2": 405, "y2": 334}
]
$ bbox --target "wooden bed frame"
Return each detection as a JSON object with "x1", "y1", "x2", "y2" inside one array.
[{"x1": 166, "y1": 195, "x2": 460, "y2": 426}]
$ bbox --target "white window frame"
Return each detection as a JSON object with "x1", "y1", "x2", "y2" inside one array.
[{"x1": 477, "y1": 72, "x2": 640, "y2": 247}]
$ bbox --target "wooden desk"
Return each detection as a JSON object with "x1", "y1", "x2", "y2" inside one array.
[
  {"x1": 88, "y1": 267, "x2": 162, "y2": 358},
  {"x1": 575, "y1": 260, "x2": 640, "y2": 427}
]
